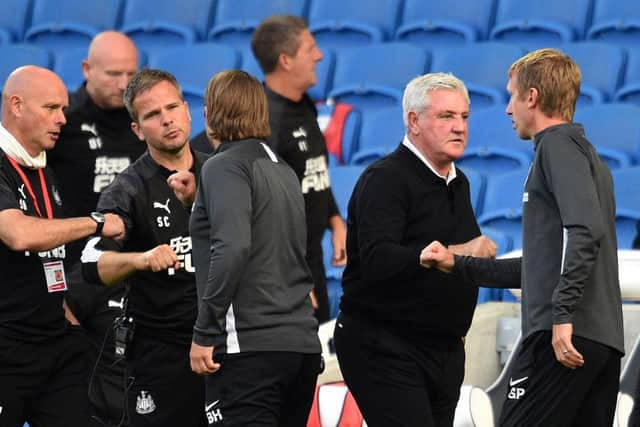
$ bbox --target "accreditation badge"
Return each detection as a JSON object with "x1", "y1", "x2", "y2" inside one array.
[{"x1": 43, "y1": 260, "x2": 68, "y2": 292}]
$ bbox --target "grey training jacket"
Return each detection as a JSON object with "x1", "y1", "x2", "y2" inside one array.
[{"x1": 189, "y1": 138, "x2": 321, "y2": 355}]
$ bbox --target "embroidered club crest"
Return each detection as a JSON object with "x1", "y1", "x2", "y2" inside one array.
[{"x1": 135, "y1": 390, "x2": 157, "y2": 415}]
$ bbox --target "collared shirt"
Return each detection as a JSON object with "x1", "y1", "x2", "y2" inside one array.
[{"x1": 402, "y1": 135, "x2": 457, "y2": 184}]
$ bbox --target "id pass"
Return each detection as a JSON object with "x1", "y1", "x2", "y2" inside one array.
[{"x1": 43, "y1": 260, "x2": 67, "y2": 292}]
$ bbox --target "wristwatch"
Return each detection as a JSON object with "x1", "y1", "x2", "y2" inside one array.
[{"x1": 90, "y1": 212, "x2": 105, "y2": 235}]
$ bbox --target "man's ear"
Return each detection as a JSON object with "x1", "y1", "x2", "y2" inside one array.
[
  {"x1": 130, "y1": 122, "x2": 144, "y2": 142},
  {"x1": 278, "y1": 52, "x2": 292, "y2": 72},
  {"x1": 527, "y1": 87, "x2": 539, "y2": 109},
  {"x1": 81, "y1": 60, "x2": 90, "y2": 81},
  {"x1": 407, "y1": 111, "x2": 420, "y2": 136},
  {"x1": 8, "y1": 95, "x2": 23, "y2": 117}
]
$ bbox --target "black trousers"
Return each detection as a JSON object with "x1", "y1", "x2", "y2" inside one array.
[
  {"x1": 126, "y1": 337, "x2": 206, "y2": 427},
  {"x1": 203, "y1": 351, "x2": 321, "y2": 426},
  {"x1": 0, "y1": 326, "x2": 89, "y2": 427},
  {"x1": 307, "y1": 255, "x2": 330, "y2": 324},
  {"x1": 499, "y1": 331, "x2": 621, "y2": 427},
  {"x1": 88, "y1": 363, "x2": 128, "y2": 427},
  {"x1": 334, "y1": 313, "x2": 465, "y2": 427}
]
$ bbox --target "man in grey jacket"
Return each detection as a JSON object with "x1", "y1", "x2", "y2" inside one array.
[
  {"x1": 421, "y1": 48, "x2": 623, "y2": 427},
  {"x1": 186, "y1": 70, "x2": 321, "y2": 427}
]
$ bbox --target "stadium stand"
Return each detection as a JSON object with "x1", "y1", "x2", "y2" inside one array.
[
  {"x1": 395, "y1": 0, "x2": 495, "y2": 46},
  {"x1": 146, "y1": 43, "x2": 240, "y2": 106},
  {"x1": 24, "y1": 0, "x2": 120, "y2": 49},
  {"x1": 328, "y1": 42, "x2": 429, "y2": 112},
  {"x1": 328, "y1": 165, "x2": 364, "y2": 218},
  {"x1": 120, "y1": 0, "x2": 215, "y2": 50},
  {"x1": 560, "y1": 42, "x2": 627, "y2": 105},
  {"x1": 0, "y1": 0, "x2": 32, "y2": 44},
  {"x1": 189, "y1": 105, "x2": 206, "y2": 139},
  {"x1": 51, "y1": 47, "x2": 86, "y2": 90},
  {"x1": 430, "y1": 42, "x2": 523, "y2": 109},
  {"x1": 612, "y1": 167, "x2": 640, "y2": 249},
  {"x1": 2, "y1": 1, "x2": 640, "y2": 425},
  {"x1": 0, "y1": 44, "x2": 51, "y2": 97},
  {"x1": 462, "y1": 167, "x2": 485, "y2": 216},
  {"x1": 587, "y1": 0, "x2": 640, "y2": 47},
  {"x1": 349, "y1": 105, "x2": 403, "y2": 165},
  {"x1": 208, "y1": 0, "x2": 308, "y2": 47},
  {"x1": 477, "y1": 168, "x2": 528, "y2": 250},
  {"x1": 574, "y1": 103, "x2": 640, "y2": 169},
  {"x1": 615, "y1": 47, "x2": 640, "y2": 105},
  {"x1": 489, "y1": 0, "x2": 592, "y2": 49},
  {"x1": 308, "y1": 0, "x2": 402, "y2": 49},
  {"x1": 462, "y1": 105, "x2": 534, "y2": 174}
]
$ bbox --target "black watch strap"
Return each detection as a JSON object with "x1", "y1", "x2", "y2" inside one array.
[{"x1": 90, "y1": 212, "x2": 105, "y2": 235}]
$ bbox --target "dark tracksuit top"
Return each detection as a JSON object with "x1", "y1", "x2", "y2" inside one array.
[
  {"x1": 190, "y1": 138, "x2": 321, "y2": 355},
  {"x1": 341, "y1": 143, "x2": 481, "y2": 340},
  {"x1": 453, "y1": 123, "x2": 624, "y2": 355},
  {"x1": 49, "y1": 84, "x2": 145, "y2": 220},
  {"x1": 0, "y1": 150, "x2": 68, "y2": 345},
  {"x1": 82, "y1": 150, "x2": 207, "y2": 345},
  {"x1": 264, "y1": 86, "x2": 340, "y2": 262}
]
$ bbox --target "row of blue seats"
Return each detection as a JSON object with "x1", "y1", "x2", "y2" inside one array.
[
  {"x1": 3, "y1": 40, "x2": 640, "y2": 113},
  {"x1": 2, "y1": 0, "x2": 640, "y2": 51},
  {"x1": 324, "y1": 103, "x2": 640, "y2": 173}
]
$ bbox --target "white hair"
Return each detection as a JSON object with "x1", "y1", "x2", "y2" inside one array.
[{"x1": 402, "y1": 72, "x2": 470, "y2": 128}]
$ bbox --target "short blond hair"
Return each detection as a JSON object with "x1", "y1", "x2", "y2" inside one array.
[
  {"x1": 205, "y1": 70, "x2": 270, "y2": 142},
  {"x1": 509, "y1": 48, "x2": 581, "y2": 121}
]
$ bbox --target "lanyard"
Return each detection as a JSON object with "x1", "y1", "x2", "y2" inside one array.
[{"x1": 7, "y1": 156, "x2": 53, "y2": 219}]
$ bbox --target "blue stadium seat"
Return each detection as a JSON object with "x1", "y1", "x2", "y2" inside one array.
[
  {"x1": 317, "y1": 103, "x2": 361, "y2": 165},
  {"x1": 477, "y1": 168, "x2": 528, "y2": 250},
  {"x1": 490, "y1": 0, "x2": 592, "y2": 49},
  {"x1": 612, "y1": 167, "x2": 640, "y2": 249},
  {"x1": 1, "y1": 0, "x2": 32, "y2": 43},
  {"x1": 147, "y1": 43, "x2": 240, "y2": 107},
  {"x1": 477, "y1": 226, "x2": 516, "y2": 303},
  {"x1": 326, "y1": 276, "x2": 342, "y2": 319},
  {"x1": 321, "y1": 165, "x2": 364, "y2": 287},
  {"x1": 0, "y1": 44, "x2": 51, "y2": 93},
  {"x1": 121, "y1": 0, "x2": 215, "y2": 50},
  {"x1": 587, "y1": 0, "x2": 640, "y2": 47},
  {"x1": 560, "y1": 42, "x2": 626, "y2": 106},
  {"x1": 24, "y1": 0, "x2": 120, "y2": 49},
  {"x1": 329, "y1": 165, "x2": 365, "y2": 218},
  {"x1": 308, "y1": 0, "x2": 402, "y2": 49},
  {"x1": 430, "y1": 43, "x2": 523, "y2": 109},
  {"x1": 328, "y1": 43, "x2": 429, "y2": 112},
  {"x1": 395, "y1": 0, "x2": 495, "y2": 46},
  {"x1": 208, "y1": 0, "x2": 308, "y2": 48},
  {"x1": 574, "y1": 104, "x2": 640, "y2": 169},
  {"x1": 482, "y1": 226, "x2": 513, "y2": 255},
  {"x1": 349, "y1": 105, "x2": 403, "y2": 165},
  {"x1": 309, "y1": 50, "x2": 335, "y2": 102},
  {"x1": 615, "y1": 48, "x2": 640, "y2": 105},
  {"x1": 459, "y1": 167, "x2": 485, "y2": 216},
  {"x1": 189, "y1": 105, "x2": 206, "y2": 139},
  {"x1": 52, "y1": 47, "x2": 86, "y2": 90},
  {"x1": 461, "y1": 105, "x2": 534, "y2": 174},
  {"x1": 240, "y1": 47, "x2": 263, "y2": 81}
]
